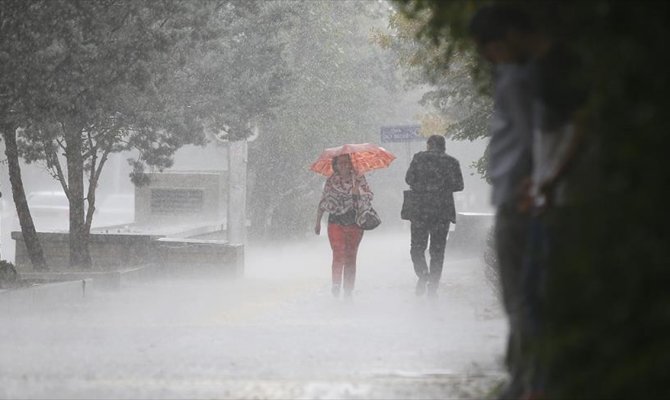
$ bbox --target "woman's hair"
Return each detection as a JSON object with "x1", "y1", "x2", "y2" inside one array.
[{"x1": 331, "y1": 154, "x2": 351, "y2": 175}]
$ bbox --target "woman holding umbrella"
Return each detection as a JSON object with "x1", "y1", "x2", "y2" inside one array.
[{"x1": 312, "y1": 143, "x2": 395, "y2": 299}]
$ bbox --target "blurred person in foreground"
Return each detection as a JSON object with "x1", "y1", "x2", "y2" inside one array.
[
  {"x1": 314, "y1": 154, "x2": 373, "y2": 300},
  {"x1": 468, "y1": 5, "x2": 536, "y2": 399},
  {"x1": 470, "y1": 4, "x2": 590, "y2": 399},
  {"x1": 402, "y1": 135, "x2": 463, "y2": 299},
  {"x1": 525, "y1": 14, "x2": 591, "y2": 400}
]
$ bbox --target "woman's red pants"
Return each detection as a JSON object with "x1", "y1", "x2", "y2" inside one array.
[{"x1": 327, "y1": 223, "x2": 364, "y2": 292}]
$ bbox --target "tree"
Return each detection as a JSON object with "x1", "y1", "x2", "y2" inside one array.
[
  {"x1": 0, "y1": 0, "x2": 51, "y2": 270},
  {"x1": 9, "y1": 0, "x2": 210, "y2": 268},
  {"x1": 248, "y1": 0, "x2": 405, "y2": 239},
  {"x1": 184, "y1": 1, "x2": 292, "y2": 141},
  {"x1": 371, "y1": 8, "x2": 492, "y2": 178},
  {"x1": 8, "y1": 0, "x2": 290, "y2": 268},
  {"x1": 392, "y1": 0, "x2": 670, "y2": 397}
]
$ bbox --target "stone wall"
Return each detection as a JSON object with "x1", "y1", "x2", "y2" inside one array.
[
  {"x1": 12, "y1": 231, "x2": 157, "y2": 270},
  {"x1": 134, "y1": 171, "x2": 227, "y2": 226},
  {"x1": 153, "y1": 238, "x2": 244, "y2": 278},
  {"x1": 12, "y1": 231, "x2": 243, "y2": 276}
]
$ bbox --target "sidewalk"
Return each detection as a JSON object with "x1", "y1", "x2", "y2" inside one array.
[{"x1": 0, "y1": 230, "x2": 505, "y2": 399}]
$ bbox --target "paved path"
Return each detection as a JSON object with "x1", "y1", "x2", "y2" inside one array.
[{"x1": 0, "y1": 230, "x2": 506, "y2": 399}]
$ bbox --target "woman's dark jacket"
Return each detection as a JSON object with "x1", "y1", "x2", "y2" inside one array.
[{"x1": 404, "y1": 150, "x2": 464, "y2": 223}]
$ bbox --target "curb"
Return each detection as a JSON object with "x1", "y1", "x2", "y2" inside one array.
[{"x1": 0, "y1": 279, "x2": 89, "y2": 309}]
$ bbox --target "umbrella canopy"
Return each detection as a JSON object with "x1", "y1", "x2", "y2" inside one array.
[{"x1": 310, "y1": 143, "x2": 396, "y2": 176}]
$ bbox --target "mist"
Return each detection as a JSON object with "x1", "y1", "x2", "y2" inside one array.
[
  {"x1": 0, "y1": 1, "x2": 502, "y2": 399},
  {"x1": 0, "y1": 232, "x2": 503, "y2": 399}
]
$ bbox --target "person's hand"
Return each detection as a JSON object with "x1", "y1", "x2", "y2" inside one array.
[
  {"x1": 314, "y1": 222, "x2": 321, "y2": 235},
  {"x1": 516, "y1": 177, "x2": 533, "y2": 213},
  {"x1": 352, "y1": 175, "x2": 360, "y2": 195},
  {"x1": 538, "y1": 176, "x2": 557, "y2": 211},
  {"x1": 539, "y1": 177, "x2": 555, "y2": 197}
]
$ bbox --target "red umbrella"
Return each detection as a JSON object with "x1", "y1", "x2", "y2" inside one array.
[{"x1": 310, "y1": 143, "x2": 396, "y2": 176}]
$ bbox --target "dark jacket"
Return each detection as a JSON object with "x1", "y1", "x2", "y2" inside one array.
[{"x1": 404, "y1": 150, "x2": 464, "y2": 223}]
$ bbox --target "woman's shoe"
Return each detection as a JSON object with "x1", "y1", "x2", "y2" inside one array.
[
  {"x1": 415, "y1": 278, "x2": 427, "y2": 296},
  {"x1": 331, "y1": 284, "x2": 341, "y2": 298}
]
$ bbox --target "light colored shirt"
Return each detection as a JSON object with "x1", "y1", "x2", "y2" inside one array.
[
  {"x1": 488, "y1": 63, "x2": 534, "y2": 207},
  {"x1": 531, "y1": 100, "x2": 577, "y2": 206}
]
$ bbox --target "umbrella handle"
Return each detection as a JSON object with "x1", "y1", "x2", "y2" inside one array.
[{"x1": 352, "y1": 176, "x2": 360, "y2": 196}]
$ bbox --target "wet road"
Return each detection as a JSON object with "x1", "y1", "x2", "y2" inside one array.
[{"x1": 0, "y1": 230, "x2": 505, "y2": 399}]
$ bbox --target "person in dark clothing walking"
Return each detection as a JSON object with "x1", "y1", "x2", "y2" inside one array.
[{"x1": 403, "y1": 135, "x2": 464, "y2": 298}]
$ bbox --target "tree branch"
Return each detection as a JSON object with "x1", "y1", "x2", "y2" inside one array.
[{"x1": 46, "y1": 140, "x2": 70, "y2": 198}]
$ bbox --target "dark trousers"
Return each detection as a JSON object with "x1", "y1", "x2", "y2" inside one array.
[
  {"x1": 495, "y1": 205, "x2": 531, "y2": 396},
  {"x1": 521, "y1": 213, "x2": 549, "y2": 393},
  {"x1": 410, "y1": 218, "x2": 450, "y2": 285},
  {"x1": 536, "y1": 205, "x2": 590, "y2": 396}
]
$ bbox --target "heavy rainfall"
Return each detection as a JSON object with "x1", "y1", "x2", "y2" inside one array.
[{"x1": 1, "y1": 1, "x2": 668, "y2": 400}]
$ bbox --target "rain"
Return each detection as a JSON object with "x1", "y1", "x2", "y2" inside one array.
[
  {"x1": 2, "y1": 2, "x2": 495, "y2": 398},
  {"x1": 2, "y1": 1, "x2": 665, "y2": 399}
]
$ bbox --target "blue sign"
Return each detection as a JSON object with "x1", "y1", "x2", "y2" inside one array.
[{"x1": 380, "y1": 125, "x2": 424, "y2": 143}]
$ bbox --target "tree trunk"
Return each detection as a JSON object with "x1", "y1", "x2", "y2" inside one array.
[
  {"x1": 1, "y1": 124, "x2": 48, "y2": 271},
  {"x1": 64, "y1": 129, "x2": 91, "y2": 269}
]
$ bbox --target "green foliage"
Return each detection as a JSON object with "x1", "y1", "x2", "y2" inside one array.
[
  {"x1": 3, "y1": 0, "x2": 411, "y2": 242},
  {"x1": 248, "y1": 0, "x2": 403, "y2": 239},
  {"x1": 373, "y1": 2, "x2": 491, "y2": 176},
  {"x1": 2, "y1": 1, "x2": 202, "y2": 185},
  {"x1": 2, "y1": 0, "x2": 293, "y2": 266},
  {"x1": 392, "y1": 0, "x2": 670, "y2": 397},
  {"x1": 3, "y1": 0, "x2": 291, "y2": 196},
  {"x1": 3, "y1": 0, "x2": 291, "y2": 185},
  {"x1": 183, "y1": 0, "x2": 293, "y2": 140}
]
